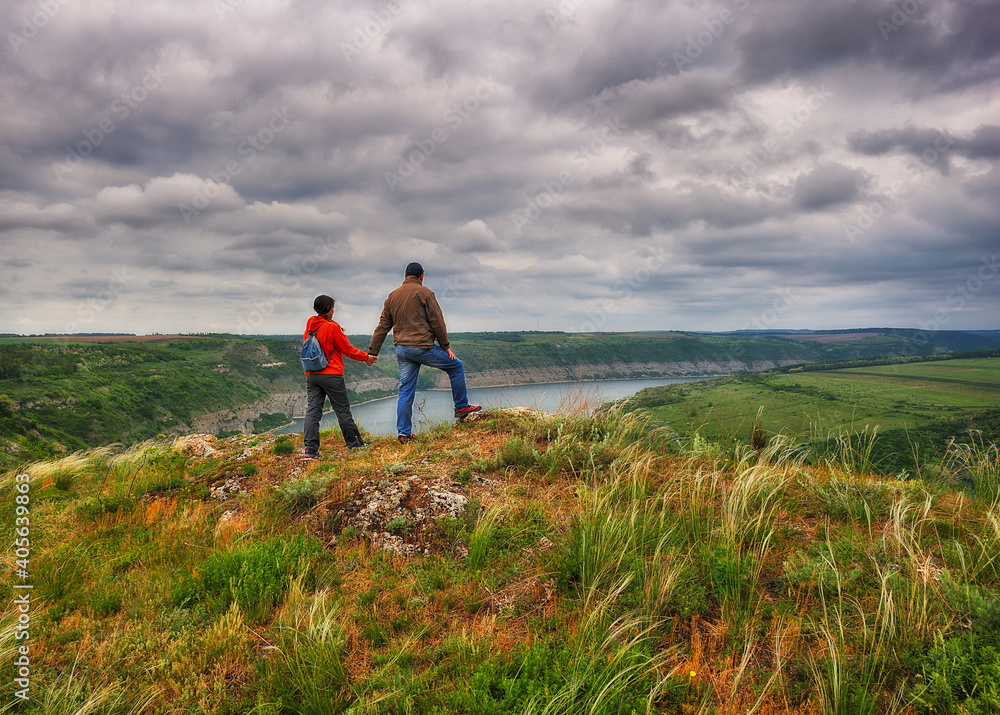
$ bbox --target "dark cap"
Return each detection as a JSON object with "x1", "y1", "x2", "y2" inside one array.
[{"x1": 405, "y1": 261, "x2": 424, "y2": 277}]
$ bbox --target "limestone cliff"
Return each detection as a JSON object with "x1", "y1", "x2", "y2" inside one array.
[{"x1": 185, "y1": 359, "x2": 805, "y2": 434}]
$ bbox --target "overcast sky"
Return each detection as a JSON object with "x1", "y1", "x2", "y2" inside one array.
[{"x1": 2, "y1": 0, "x2": 999, "y2": 336}]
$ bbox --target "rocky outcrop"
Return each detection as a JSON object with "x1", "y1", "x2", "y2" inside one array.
[
  {"x1": 346, "y1": 376, "x2": 399, "y2": 393},
  {"x1": 186, "y1": 392, "x2": 307, "y2": 435}
]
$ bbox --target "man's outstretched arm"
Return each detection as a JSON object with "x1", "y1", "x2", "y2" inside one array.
[{"x1": 368, "y1": 301, "x2": 394, "y2": 356}]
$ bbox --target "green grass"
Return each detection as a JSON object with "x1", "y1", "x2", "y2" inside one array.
[
  {"x1": 5, "y1": 404, "x2": 1000, "y2": 713},
  {"x1": 630, "y1": 356, "x2": 1000, "y2": 476},
  {"x1": 636, "y1": 358, "x2": 1000, "y2": 437}
]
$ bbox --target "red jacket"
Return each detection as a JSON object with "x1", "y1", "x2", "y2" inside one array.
[{"x1": 303, "y1": 315, "x2": 370, "y2": 375}]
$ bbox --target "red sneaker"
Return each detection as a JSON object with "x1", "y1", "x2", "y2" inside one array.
[
  {"x1": 454, "y1": 405, "x2": 482, "y2": 419},
  {"x1": 398, "y1": 434, "x2": 415, "y2": 444}
]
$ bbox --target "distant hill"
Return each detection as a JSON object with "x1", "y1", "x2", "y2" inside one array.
[{"x1": 1, "y1": 328, "x2": 997, "y2": 466}]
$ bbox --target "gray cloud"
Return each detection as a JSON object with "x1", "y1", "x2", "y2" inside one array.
[
  {"x1": 792, "y1": 163, "x2": 868, "y2": 210},
  {"x1": 0, "y1": 0, "x2": 998, "y2": 335}
]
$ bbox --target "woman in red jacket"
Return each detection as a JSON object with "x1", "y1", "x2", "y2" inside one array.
[{"x1": 302, "y1": 294, "x2": 377, "y2": 457}]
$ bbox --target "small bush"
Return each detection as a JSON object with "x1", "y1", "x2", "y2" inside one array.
[
  {"x1": 144, "y1": 477, "x2": 186, "y2": 496},
  {"x1": 276, "y1": 474, "x2": 332, "y2": 513},
  {"x1": 172, "y1": 534, "x2": 322, "y2": 623},
  {"x1": 272, "y1": 435, "x2": 295, "y2": 455},
  {"x1": 386, "y1": 516, "x2": 415, "y2": 536},
  {"x1": 494, "y1": 436, "x2": 539, "y2": 469},
  {"x1": 341, "y1": 526, "x2": 362, "y2": 541},
  {"x1": 76, "y1": 495, "x2": 137, "y2": 521},
  {"x1": 89, "y1": 591, "x2": 123, "y2": 617}
]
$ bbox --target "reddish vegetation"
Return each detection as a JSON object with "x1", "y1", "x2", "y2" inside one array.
[
  {"x1": 28, "y1": 334, "x2": 201, "y2": 343},
  {"x1": 780, "y1": 331, "x2": 883, "y2": 343}
]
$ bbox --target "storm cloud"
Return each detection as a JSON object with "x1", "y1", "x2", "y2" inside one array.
[{"x1": 1, "y1": 0, "x2": 998, "y2": 335}]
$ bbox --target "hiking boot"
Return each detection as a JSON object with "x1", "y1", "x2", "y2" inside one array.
[
  {"x1": 454, "y1": 404, "x2": 482, "y2": 419},
  {"x1": 349, "y1": 441, "x2": 371, "y2": 450},
  {"x1": 301, "y1": 451, "x2": 319, "y2": 460},
  {"x1": 397, "y1": 434, "x2": 415, "y2": 444}
]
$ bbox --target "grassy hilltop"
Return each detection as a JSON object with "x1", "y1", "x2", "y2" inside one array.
[{"x1": 3, "y1": 406, "x2": 1000, "y2": 713}]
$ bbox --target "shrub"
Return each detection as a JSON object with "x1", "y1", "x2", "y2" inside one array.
[
  {"x1": 494, "y1": 436, "x2": 539, "y2": 469},
  {"x1": 172, "y1": 534, "x2": 322, "y2": 623},
  {"x1": 386, "y1": 516, "x2": 415, "y2": 536},
  {"x1": 276, "y1": 474, "x2": 332, "y2": 513},
  {"x1": 913, "y1": 593, "x2": 1000, "y2": 713},
  {"x1": 272, "y1": 435, "x2": 295, "y2": 455}
]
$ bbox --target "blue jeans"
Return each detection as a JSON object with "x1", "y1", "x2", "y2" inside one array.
[{"x1": 395, "y1": 345, "x2": 470, "y2": 436}]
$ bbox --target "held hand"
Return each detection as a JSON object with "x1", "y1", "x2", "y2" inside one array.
[
  {"x1": 447, "y1": 348, "x2": 457, "y2": 360},
  {"x1": 365, "y1": 355, "x2": 378, "y2": 366}
]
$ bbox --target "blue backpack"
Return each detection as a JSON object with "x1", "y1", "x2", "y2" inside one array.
[{"x1": 300, "y1": 329, "x2": 329, "y2": 372}]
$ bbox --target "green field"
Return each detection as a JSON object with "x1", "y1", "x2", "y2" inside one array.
[
  {"x1": 634, "y1": 358, "x2": 1000, "y2": 435},
  {"x1": 628, "y1": 356, "x2": 1000, "y2": 475}
]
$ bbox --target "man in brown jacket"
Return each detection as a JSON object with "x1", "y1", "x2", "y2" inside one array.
[{"x1": 368, "y1": 262, "x2": 480, "y2": 443}]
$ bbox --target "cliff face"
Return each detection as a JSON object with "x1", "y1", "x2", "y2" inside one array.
[
  {"x1": 185, "y1": 391, "x2": 307, "y2": 435},
  {"x1": 185, "y1": 359, "x2": 806, "y2": 434},
  {"x1": 432, "y1": 359, "x2": 807, "y2": 388}
]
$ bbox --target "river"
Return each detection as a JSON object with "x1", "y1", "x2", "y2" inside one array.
[{"x1": 272, "y1": 377, "x2": 709, "y2": 438}]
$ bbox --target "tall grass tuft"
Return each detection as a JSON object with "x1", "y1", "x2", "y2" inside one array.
[
  {"x1": 257, "y1": 581, "x2": 351, "y2": 714},
  {"x1": 808, "y1": 545, "x2": 906, "y2": 715},
  {"x1": 18, "y1": 648, "x2": 160, "y2": 714},
  {"x1": 719, "y1": 458, "x2": 791, "y2": 555},
  {"x1": 941, "y1": 431, "x2": 1000, "y2": 504},
  {"x1": 525, "y1": 578, "x2": 678, "y2": 715},
  {"x1": 468, "y1": 504, "x2": 505, "y2": 570}
]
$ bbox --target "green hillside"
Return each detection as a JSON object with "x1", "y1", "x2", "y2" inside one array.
[
  {"x1": 626, "y1": 355, "x2": 1000, "y2": 476},
  {"x1": 1, "y1": 330, "x2": 996, "y2": 470},
  {"x1": 3, "y1": 407, "x2": 1000, "y2": 712}
]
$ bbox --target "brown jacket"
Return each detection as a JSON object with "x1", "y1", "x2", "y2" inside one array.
[{"x1": 368, "y1": 275, "x2": 450, "y2": 354}]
